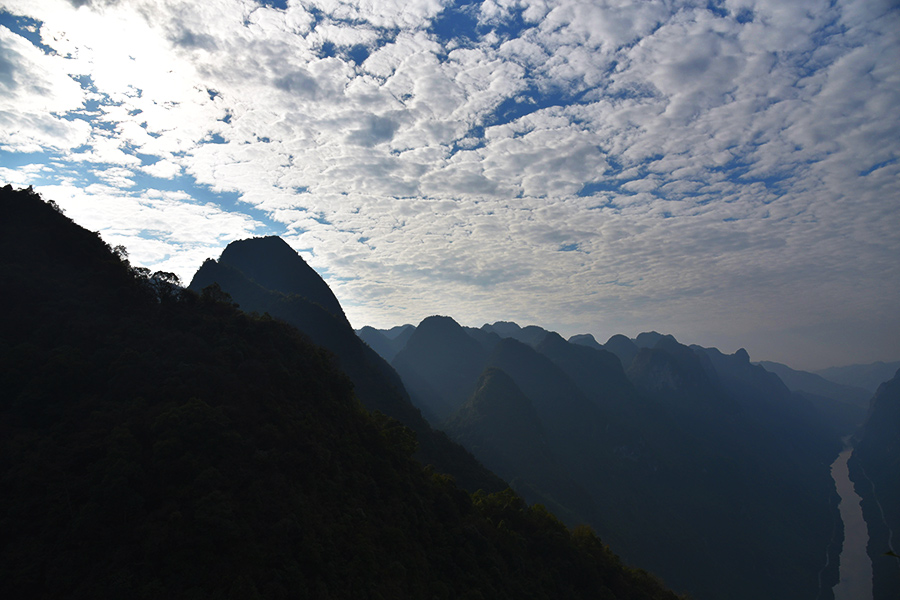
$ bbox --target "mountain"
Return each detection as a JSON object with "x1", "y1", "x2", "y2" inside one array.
[
  {"x1": 536, "y1": 332, "x2": 633, "y2": 408},
  {"x1": 757, "y1": 360, "x2": 869, "y2": 435},
  {"x1": 601, "y1": 334, "x2": 641, "y2": 369},
  {"x1": 568, "y1": 333, "x2": 604, "y2": 350},
  {"x1": 850, "y1": 368, "x2": 900, "y2": 599},
  {"x1": 628, "y1": 338, "x2": 733, "y2": 414},
  {"x1": 218, "y1": 236, "x2": 347, "y2": 320},
  {"x1": 356, "y1": 325, "x2": 399, "y2": 361},
  {"x1": 391, "y1": 316, "x2": 489, "y2": 422},
  {"x1": 634, "y1": 331, "x2": 676, "y2": 348},
  {"x1": 386, "y1": 315, "x2": 844, "y2": 600},
  {"x1": 444, "y1": 368, "x2": 599, "y2": 526},
  {"x1": 356, "y1": 324, "x2": 414, "y2": 362},
  {"x1": 189, "y1": 240, "x2": 504, "y2": 494},
  {"x1": 447, "y1": 368, "x2": 549, "y2": 473},
  {"x1": 482, "y1": 321, "x2": 551, "y2": 347},
  {"x1": 484, "y1": 337, "x2": 606, "y2": 454},
  {"x1": 757, "y1": 360, "x2": 871, "y2": 407},
  {"x1": 382, "y1": 323, "x2": 415, "y2": 340},
  {"x1": 816, "y1": 361, "x2": 900, "y2": 394},
  {"x1": 568, "y1": 332, "x2": 643, "y2": 371},
  {"x1": 462, "y1": 325, "x2": 502, "y2": 351},
  {"x1": 0, "y1": 185, "x2": 681, "y2": 599},
  {"x1": 627, "y1": 337, "x2": 841, "y2": 598}
]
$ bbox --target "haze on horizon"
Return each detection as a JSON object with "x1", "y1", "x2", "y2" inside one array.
[{"x1": 0, "y1": 0, "x2": 898, "y2": 371}]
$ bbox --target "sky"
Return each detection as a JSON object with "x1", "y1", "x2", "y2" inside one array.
[{"x1": 1, "y1": 0, "x2": 898, "y2": 371}]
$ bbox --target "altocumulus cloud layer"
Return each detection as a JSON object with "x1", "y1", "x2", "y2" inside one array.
[{"x1": 0, "y1": 0, "x2": 898, "y2": 369}]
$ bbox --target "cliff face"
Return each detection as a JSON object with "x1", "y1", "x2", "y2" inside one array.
[{"x1": 850, "y1": 368, "x2": 900, "y2": 600}]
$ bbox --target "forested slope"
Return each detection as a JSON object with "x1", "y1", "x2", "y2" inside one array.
[{"x1": 188, "y1": 238, "x2": 505, "y2": 494}]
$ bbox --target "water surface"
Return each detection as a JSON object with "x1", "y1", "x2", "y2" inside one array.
[{"x1": 831, "y1": 447, "x2": 872, "y2": 600}]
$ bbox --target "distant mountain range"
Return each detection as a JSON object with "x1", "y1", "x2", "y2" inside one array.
[
  {"x1": 816, "y1": 361, "x2": 900, "y2": 394},
  {"x1": 756, "y1": 360, "x2": 872, "y2": 407},
  {"x1": 361, "y1": 318, "x2": 898, "y2": 599}
]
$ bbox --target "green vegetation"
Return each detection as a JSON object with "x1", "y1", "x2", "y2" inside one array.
[{"x1": 0, "y1": 185, "x2": 680, "y2": 599}]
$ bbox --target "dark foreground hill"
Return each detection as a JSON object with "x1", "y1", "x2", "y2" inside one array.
[{"x1": 0, "y1": 185, "x2": 679, "y2": 599}]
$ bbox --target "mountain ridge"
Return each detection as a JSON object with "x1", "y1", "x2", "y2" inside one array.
[
  {"x1": 370, "y1": 315, "x2": 847, "y2": 599},
  {"x1": 189, "y1": 244, "x2": 505, "y2": 495}
]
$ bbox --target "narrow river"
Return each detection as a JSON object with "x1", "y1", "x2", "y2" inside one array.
[{"x1": 831, "y1": 446, "x2": 872, "y2": 600}]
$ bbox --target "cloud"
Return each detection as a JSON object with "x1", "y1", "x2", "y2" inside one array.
[
  {"x1": 0, "y1": 0, "x2": 898, "y2": 368},
  {"x1": 42, "y1": 182, "x2": 269, "y2": 279},
  {"x1": 346, "y1": 114, "x2": 400, "y2": 146},
  {"x1": 0, "y1": 24, "x2": 90, "y2": 150}
]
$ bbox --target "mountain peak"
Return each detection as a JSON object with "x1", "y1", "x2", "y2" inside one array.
[
  {"x1": 220, "y1": 234, "x2": 293, "y2": 255},
  {"x1": 205, "y1": 235, "x2": 346, "y2": 321},
  {"x1": 418, "y1": 314, "x2": 464, "y2": 333},
  {"x1": 568, "y1": 333, "x2": 603, "y2": 350},
  {"x1": 482, "y1": 320, "x2": 522, "y2": 339},
  {"x1": 635, "y1": 331, "x2": 677, "y2": 348},
  {"x1": 391, "y1": 315, "x2": 489, "y2": 421},
  {"x1": 483, "y1": 321, "x2": 550, "y2": 347}
]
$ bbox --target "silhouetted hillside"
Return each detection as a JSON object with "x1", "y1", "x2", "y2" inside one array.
[
  {"x1": 568, "y1": 333, "x2": 604, "y2": 350},
  {"x1": 445, "y1": 368, "x2": 599, "y2": 526},
  {"x1": 485, "y1": 337, "x2": 604, "y2": 448},
  {"x1": 536, "y1": 332, "x2": 633, "y2": 409},
  {"x1": 0, "y1": 185, "x2": 680, "y2": 600},
  {"x1": 219, "y1": 236, "x2": 347, "y2": 321},
  {"x1": 628, "y1": 339, "x2": 732, "y2": 413},
  {"x1": 758, "y1": 360, "x2": 870, "y2": 407},
  {"x1": 189, "y1": 244, "x2": 504, "y2": 494},
  {"x1": 357, "y1": 326, "x2": 399, "y2": 361},
  {"x1": 600, "y1": 334, "x2": 640, "y2": 369},
  {"x1": 850, "y1": 368, "x2": 900, "y2": 599},
  {"x1": 357, "y1": 324, "x2": 415, "y2": 362},
  {"x1": 392, "y1": 316, "x2": 488, "y2": 422},
  {"x1": 633, "y1": 331, "x2": 675, "y2": 348}
]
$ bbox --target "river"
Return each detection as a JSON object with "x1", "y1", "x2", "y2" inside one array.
[{"x1": 831, "y1": 446, "x2": 872, "y2": 600}]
